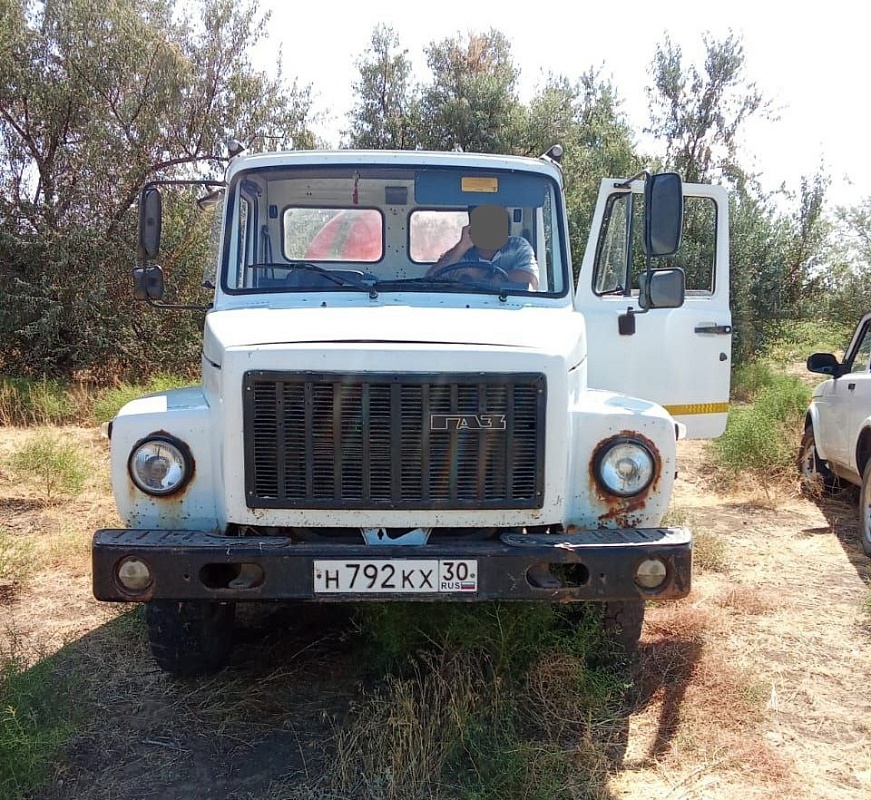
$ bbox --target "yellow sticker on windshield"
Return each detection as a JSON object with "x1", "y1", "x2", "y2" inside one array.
[{"x1": 461, "y1": 177, "x2": 499, "y2": 193}]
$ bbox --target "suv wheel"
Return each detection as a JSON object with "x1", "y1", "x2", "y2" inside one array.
[
  {"x1": 859, "y1": 464, "x2": 871, "y2": 557},
  {"x1": 145, "y1": 600, "x2": 235, "y2": 677},
  {"x1": 798, "y1": 426, "x2": 841, "y2": 497}
]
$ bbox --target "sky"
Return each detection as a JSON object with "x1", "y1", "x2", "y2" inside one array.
[{"x1": 252, "y1": 0, "x2": 867, "y2": 208}]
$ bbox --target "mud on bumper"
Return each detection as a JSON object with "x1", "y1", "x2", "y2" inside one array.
[{"x1": 93, "y1": 527, "x2": 692, "y2": 603}]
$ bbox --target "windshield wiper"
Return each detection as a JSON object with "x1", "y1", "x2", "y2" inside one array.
[
  {"x1": 372, "y1": 277, "x2": 513, "y2": 294},
  {"x1": 247, "y1": 262, "x2": 374, "y2": 293}
]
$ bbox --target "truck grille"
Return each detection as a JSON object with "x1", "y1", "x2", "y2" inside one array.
[{"x1": 243, "y1": 371, "x2": 546, "y2": 510}]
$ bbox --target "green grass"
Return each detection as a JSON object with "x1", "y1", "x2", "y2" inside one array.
[
  {"x1": 89, "y1": 373, "x2": 193, "y2": 425},
  {"x1": 0, "y1": 648, "x2": 78, "y2": 798},
  {"x1": 332, "y1": 602, "x2": 625, "y2": 799},
  {"x1": 0, "y1": 374, "x2": 193, "y2": 427},
  {"x1": 714, "y1": 373, "x2": 810, "y2": 477},
  {"x1": 0, "y1": 378, "x2": 80, "y2": 426}
]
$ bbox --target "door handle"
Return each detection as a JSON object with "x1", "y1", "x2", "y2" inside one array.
[
  {"x1": 848, "y1": 382, "x2": 856, "y2": 391},
  {"x1": 694, "y1": 324, "x2": 732, "y2": 335}
]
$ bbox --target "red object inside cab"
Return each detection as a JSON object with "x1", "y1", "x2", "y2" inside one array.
[{"x1": 304, "y1": 210, "x2": 382, "y2": 262}]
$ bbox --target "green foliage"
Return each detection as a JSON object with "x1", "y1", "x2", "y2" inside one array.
[
  {"x1": 762, "y1": 319, "x2": 853, "y2": 366},
  {"x1": 645, "y1": 32, "x2": 768, "y2": 185},
  {"x1": 346, "y1": 25, "x2": 417, "y2": 149},
  {"x1": 0, "y1": 648, "x2": 77, "y2": 797},
  {"x1": 713, "y1": 374, "x2": 810, "y2": 475},
  {"x1": 10, "y1": 434, "x2": 87, "y2": 501},
  {"x1": 731, "y1": 359, "x2": 778, "y2": 403},
  {"x1": 90, "y1": 374, "x2": 193, "y2": 424},
  {"x1": 0, "y1": 0, "x2": 314, "y2": 381},
  {"x1": 338, "y1": 603, "x2": 623, "y2": 799},
  {"x1": 417, "y1": 29, "x2": 523, "y2": 154},
  {"x1": 355, "y1": 602, "x2": 611, "y2": 678},
  {"x1": 0, "y1": 378, "x2": 79, "y2": 426}
]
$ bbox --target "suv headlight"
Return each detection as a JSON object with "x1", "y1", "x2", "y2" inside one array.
[
  {"x1": 128, "y1": 435, "x2": 193, "y2": 496},
  {"x1": 594, "y1": 437, "x2": 656, "y2": 497}
]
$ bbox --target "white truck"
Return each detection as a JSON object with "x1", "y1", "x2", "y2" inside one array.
[{"x1": 92, "y1": 146, "x2": 732, "y2": 676}]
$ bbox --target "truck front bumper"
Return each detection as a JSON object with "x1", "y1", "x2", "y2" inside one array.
[{"x1": 93, "y1": 527, "x2": 692, "y2": 603}]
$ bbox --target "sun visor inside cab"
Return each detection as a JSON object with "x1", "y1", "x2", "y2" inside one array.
[{"x1": 414, "y1": 170, "x2": 548, "y2": 207}]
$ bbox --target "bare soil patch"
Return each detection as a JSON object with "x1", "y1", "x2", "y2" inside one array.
[{"x1": 1, "y1": 430, "x2": 870, "y2": 799}]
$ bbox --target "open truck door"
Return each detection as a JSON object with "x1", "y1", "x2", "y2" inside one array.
[{"x1": 575, "y1": 177, "x2": 731, "y2": 439}]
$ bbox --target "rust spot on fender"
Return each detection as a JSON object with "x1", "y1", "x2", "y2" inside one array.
[{"x1": 589, "y1": 430, "x2": 663, "y2": 528}]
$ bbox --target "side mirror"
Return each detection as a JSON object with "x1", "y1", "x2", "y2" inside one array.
[
  {"x1": 639, "y1": 268, "x2": 685, "y2": 310},
  {"x1": 132, "y1": 265, "x2": 165, "y2": 301},
  {"x1": 806, "y1": 352, "x2": 842, "y2": 377},
  {"x1": 138, "y1": 186, "x2": 163, "y2": 261},
  {"x1": 644, "y1": 172, "x2": 683, "y2": 257}
]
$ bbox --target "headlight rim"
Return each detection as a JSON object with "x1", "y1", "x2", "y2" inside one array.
[
  {"x1": 593, "y1": 435, "x2": 657, "y2": 498},
  {"x1": 127, "y1": 433, "x2": 193, "y2": 497}
]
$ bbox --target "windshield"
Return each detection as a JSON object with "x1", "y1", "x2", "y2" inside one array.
[{"x1": 221, "y1": 164, "x2": 568, "y2": 297}]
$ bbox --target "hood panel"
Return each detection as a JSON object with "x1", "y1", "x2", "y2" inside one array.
[{"x1": 204, "y1": 305, "x2": 585, "y2": 364}]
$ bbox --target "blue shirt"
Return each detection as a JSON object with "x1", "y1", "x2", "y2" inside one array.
[{"x1": 462, "y1": 236, "x2": 539, "y2": 283}]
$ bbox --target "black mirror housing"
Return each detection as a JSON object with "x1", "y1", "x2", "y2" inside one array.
[
  {"x1": 644, "y1": 172, "x2": 683, "y2": 257},
  {"x1": 132, "y1": 265, "x2": 165, "y2": 301},
  {"x1": 138, "y1": 186, "x2": 163, "y2": 261},
  {"x1": 806, "y1": 352, "x2": 842, "y2": 377},
  {"x1": 638, "y1": 268, "x2": 685, "y2": 310}
]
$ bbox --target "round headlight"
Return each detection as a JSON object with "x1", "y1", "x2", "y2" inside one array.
[
  {"x1": 128, "y1": 435, "x2": 192, "y2": 496},
  {"x1": 595, "y1": 438, "x2": 656, "y2": 497}
]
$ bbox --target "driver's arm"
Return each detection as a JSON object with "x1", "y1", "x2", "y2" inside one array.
[
  {"x1": 431, "y1": 224, "x2": 473, "y2": 271},
  {"x1": 506, "y1": 238, "x2": 540, "y2": 290}
]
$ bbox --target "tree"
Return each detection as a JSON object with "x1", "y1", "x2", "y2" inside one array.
[
  {"x1": 346, "y1": 24, "x2": 417, "y2": 149},
  {"x1": 646, "y1": 32, "x2": 768, "y2": 185},
  {"x1": 0, "y1": 0, "x2": 314, "y2": 380},
  {"x1": 813, "y1": 196, "x2": 871, "y2": 329},
  {"x1": 417, "y1": 29, "x2": 522, "y2": 153}
]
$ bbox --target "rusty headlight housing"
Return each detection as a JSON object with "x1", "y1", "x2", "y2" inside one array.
[
  {"x1": 128, "y1": 435, "x2": 192, "y2": 496},
  {"x1": 594, "y1": 438, "x2": 655, "y2": 498}
]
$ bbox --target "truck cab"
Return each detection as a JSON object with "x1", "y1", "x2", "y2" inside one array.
[{"x1": 92, "y1": 148, "x2": 731, "y2": 675}]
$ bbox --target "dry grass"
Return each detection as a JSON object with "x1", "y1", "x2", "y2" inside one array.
[
  {"x1": 1, "y1": 427, "x2": 870, "y2": 800},
  {"x1": 716, "y1": 585, "x2": 781, "y2": 616}
]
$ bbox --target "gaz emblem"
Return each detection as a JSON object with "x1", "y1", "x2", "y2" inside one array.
[{"x1": 430, "y1": 414, "x2": 507, "y2": 431}]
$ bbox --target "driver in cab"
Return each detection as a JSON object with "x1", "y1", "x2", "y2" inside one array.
[{"x1": 427, "y1": 204, "x2": 539, "y2": 290}]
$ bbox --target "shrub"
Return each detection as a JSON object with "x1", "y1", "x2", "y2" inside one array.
[
  {"x1": 10, "y1": 434, "x2": 87, "y2": 501},
  {"x1": 730, "y1": 360, "x2": 777, "y2": 403},
  {"x1": 714, "y1": 374, "x2": 809, "y2": 476}
]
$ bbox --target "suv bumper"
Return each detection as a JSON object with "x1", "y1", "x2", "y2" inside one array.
[{"x1": 93, "y1": 527, "x2": 691, "y2": 603}]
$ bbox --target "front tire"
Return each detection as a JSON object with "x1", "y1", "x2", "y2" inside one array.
[
  {"x1": 798, "y1": 425, "x2": 841, "y2": 497},
  {"x1": 602, "y1": 600, "x2": 645, "y2": 656},
  {"x1": 859, "y1": 463, "x2": 871, "y2": 557},
  {"x1": 145, "y1": 600, "x2": 235, "y2": 677}
]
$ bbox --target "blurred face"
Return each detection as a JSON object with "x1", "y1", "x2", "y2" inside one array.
[{"x1": 469, "y1": 205, "x2": 509, "y2": 250}]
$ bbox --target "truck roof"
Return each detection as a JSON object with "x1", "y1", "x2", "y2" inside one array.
[{"x1": 226, "y1": 149, "x2": 564, "y2": 185}]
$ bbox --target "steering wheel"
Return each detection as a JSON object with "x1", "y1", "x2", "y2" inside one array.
[{"x1": 428, "y1": 260, "x2": 510, "y2": 283}]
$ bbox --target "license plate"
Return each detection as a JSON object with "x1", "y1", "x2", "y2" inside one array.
[{"x1": 313, "y1": 559, "x2": 478, "y2": 594}]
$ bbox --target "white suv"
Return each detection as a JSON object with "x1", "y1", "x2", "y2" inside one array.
[{"x1": 800, "y1": 312, "x2": 871, "y2": 556}]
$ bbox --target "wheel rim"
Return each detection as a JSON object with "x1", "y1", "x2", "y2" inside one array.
[
  {"x1": 800, "y1": 436, "x2": 823, "y2": 492},
  {"x1": 801, "y1": 441, "x2": 818, "y2": 479}
]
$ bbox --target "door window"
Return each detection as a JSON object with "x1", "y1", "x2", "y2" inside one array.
[{"x1": 592, "y1": 192, "x2": 717, "y2": 296}]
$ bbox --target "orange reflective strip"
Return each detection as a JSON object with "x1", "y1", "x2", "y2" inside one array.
[{"x1": 663, "y1": 402, "x2": 730, "y2": 416}]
